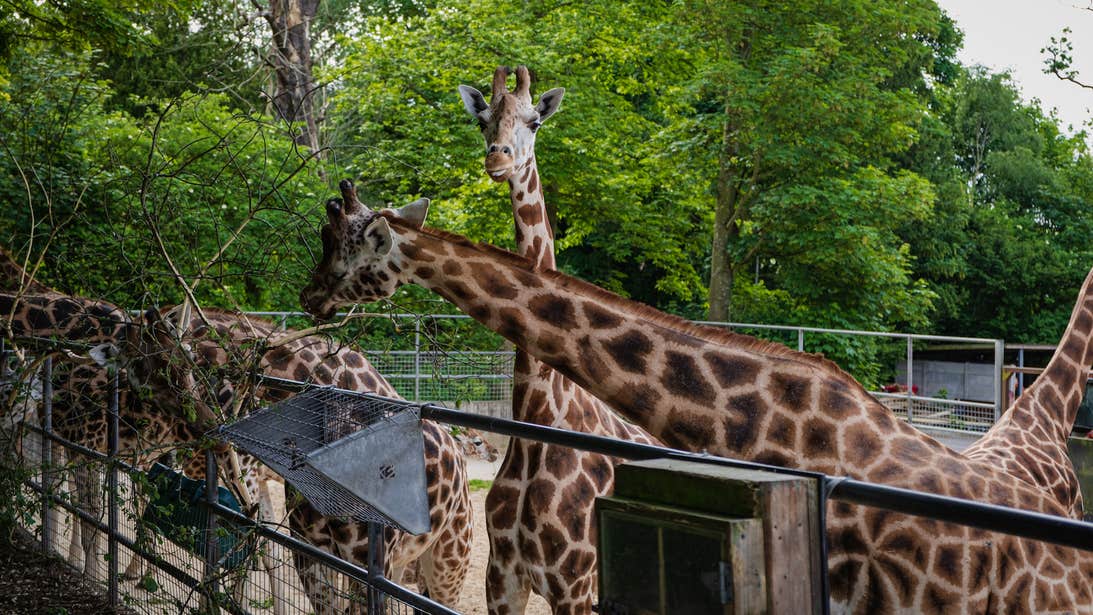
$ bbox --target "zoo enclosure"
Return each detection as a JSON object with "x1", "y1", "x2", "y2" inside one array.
[
  {"x1": 6, "y1": 350, "x2": 1093, "y2": 614},
  {"x1": 255, "y1": 311, "x2": 1006, "y2": 434}
]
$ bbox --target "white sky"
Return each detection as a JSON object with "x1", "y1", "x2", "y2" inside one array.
[{"x1": 936, "y1": 0, "x2": 1093, "y2": 135}]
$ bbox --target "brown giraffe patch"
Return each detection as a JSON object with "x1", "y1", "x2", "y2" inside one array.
[
  {"x1": 603, "y1": 329, "x2": 654, "y2": 373},
  {"x1": 528, "y1": 293, "x2": 577, "y2": 329},
  {"x1": 704, "y1": 351, "x2": 761, "y2": 388},
  {"x1": 660, "y1": 350, "x2": 716, "y2": 406},
  {"x1": 582, "y1": 302, "x2": 622, "y2": 329},
  {"x1": 668, "y1": 407, "x2": 715, "y2": 449},
  {"x1": 767, "y1": 412, "x2": 797, "y2": 448},
  {"x1": 479, "y1": 264, "x2": 519, "y2": 299}
]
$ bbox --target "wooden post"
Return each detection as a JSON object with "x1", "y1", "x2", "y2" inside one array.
[{"x1": 603, "y1": 459, "x2": 823, "y2": 615}]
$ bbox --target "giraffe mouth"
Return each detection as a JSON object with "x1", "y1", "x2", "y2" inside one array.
[{"x1": 487, "y1": 167, "x2": 511, "y2": 182}]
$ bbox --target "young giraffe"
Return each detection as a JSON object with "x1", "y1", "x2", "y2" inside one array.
[
  {"x1": 301, "y1": 186, "x2": 1093, "y2": 614},
  {"x1": 460, "y1": 66, "x2": 660, "y2": 615},
  {"x1": 134, "y1": 306, "x2": 474, "y2": 608}
]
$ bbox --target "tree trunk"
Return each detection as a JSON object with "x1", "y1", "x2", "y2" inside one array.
[
  {"x1": 263, "y1": 0, "x2": 322, "y2": 152},
  {"x1": 708, "y1": 113, "x2": 744, "y2": 322}
]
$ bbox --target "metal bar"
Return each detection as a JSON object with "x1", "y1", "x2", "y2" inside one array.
[
  {"x1": 906, "y1": 337, "x2": 914, "y2": 425},
  {"x1": 40, "y1": 356, "x2": 52, "y2": 555},
  {"x1": 829, "y1": 478, "x2": 1093, "y2": 551},
  {"x1": 107, "y1": 369, "x2": 119, "y2": 607},
  {"x1": 994, "y1": 339, "x2": 1005, "y2": 421},
  {"x1": 1018, "y1": 348, "x2": 1026, "y2": 396},
  {"x1": 367, "y1": 521, "x2": 386, "y2": 615},
  {"x1": 413, "y1": 318, "x2": 422, "y2": 402},
  {"x1": 204, "y1": 449, "x2": 221, "y2": 611},
  {"x1": 797, "y1": 329, "x2": 805, "y2": 352}
]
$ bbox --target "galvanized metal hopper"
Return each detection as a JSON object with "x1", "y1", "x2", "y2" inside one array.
[{"x1": 216, "y1": 387, "x2": 431, "y2": 535}]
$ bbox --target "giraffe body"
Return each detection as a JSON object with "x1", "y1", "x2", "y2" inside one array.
[
  {"x1": 461, "y1": 66, "x2": 659, "y2": 615},
  {"x1": 301, "y1": 191, "x2": 1093, "y2": 613}
]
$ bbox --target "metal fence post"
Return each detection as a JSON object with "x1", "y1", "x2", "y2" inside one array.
[
  {"x1": 994, "y1": 339, "x2": 1005, "y2": 422},
  {"x1": 797, "y1": 329, "x2": 805, "y2": 352},
  {"x1": 413, "y1": 318, "x2": 422, "y2": 402},
  {"x1": 40, "y1": 356, "x2": 52, "y2": 555},
  {"x1": 107, "y1": 369, "x2": 119, "y2": 606},
  {"x1": 204, "y1": 449, "x2": 221, "y2": 611},
  {"x1": 906, "y1": 336, "x2": 915, "y2": 425},
  {"x1": 367, "y1": 521, "x2": 387, "y2": 615}
]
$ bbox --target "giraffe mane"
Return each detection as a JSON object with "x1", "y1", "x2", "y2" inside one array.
[{"x1": 390, "y1": 216, "x2": 867, "y2": 391}]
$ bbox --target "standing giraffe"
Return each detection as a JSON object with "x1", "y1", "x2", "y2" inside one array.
[
  {"x1": 300, "y1": 186, "x2": 1093, "y2": 613},
  {"x1": 132, "y1": 306, "x2": 474, "y2": 609},
  {"x1": 460, "y1": 65, "x2": 659, "y2": 615}
]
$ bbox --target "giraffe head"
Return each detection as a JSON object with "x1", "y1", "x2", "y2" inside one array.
[
  {"x1": 459, "y1": 65, "x2": 564, "y2": 183},
  {"x1": 300, "y1": 179, "x2": 429, "y2": 320}
]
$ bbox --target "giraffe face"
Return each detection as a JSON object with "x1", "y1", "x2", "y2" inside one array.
[
  {"x1": 300, "y1": 186, "x2": 430, "y2": 320},
  {"x1": 459, "y1": 66, "x2": 564, "y2": 183}
]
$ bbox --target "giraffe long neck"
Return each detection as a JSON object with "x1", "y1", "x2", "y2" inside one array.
[
  {"x1": 1009, "y1": 266, "x2": 1093, "y2": 439},
  {"x1": 393, "y1": 225, "x2": 961, "y2": 480},
  {"x1": 508, "y1": 156, "x2": 555, "y2": 271}
]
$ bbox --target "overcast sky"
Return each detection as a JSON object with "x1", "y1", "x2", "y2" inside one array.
[{"x1": 936, "y1": 0, "x2": 1093, "y2": 135}]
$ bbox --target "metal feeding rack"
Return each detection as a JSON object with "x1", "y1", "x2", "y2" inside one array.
[{"x1": 217, "y1": 387, "x2": 431, "y2": 535}]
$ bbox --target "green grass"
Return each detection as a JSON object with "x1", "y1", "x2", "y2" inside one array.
[{"x1": 469, "y1": 479, "x2": 492, "y2": 491}]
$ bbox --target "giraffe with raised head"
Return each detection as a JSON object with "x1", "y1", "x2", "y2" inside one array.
[
  {"x1": 133, "y1": 305, "x2": 474, "y2": 609},
  {"x1": 459, "y1": 65, "x2": 659, "y2": 615},
  {"x1": 300, "y1": 184, "x2": 1093, "y2": 613}
]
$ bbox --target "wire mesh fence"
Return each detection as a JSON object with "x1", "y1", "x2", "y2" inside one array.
[
  {"x1": 0, "y1": 353, "x2": 456, "y2": 615},
  {"x1": 276, "y1": 311, "x2": 1003, "y2": 433}
]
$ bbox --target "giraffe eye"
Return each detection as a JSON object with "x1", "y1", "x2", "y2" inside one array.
[{"x1": 529, "y1": 120, "x2": 542, "y2": 130}]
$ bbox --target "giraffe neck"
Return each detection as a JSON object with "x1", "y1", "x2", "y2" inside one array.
[
  {"x1": 508, "y1": 155, "x2": 555, "y2": 271},
  {"x1": 391, "y1": 223, "x2": 960, "y2": 480},
  {"x1": 1009, "y1": 266, "x2": 1093, "y2": 439}
]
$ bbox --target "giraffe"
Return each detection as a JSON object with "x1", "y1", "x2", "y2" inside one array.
[
  {"x1": 131, "y1": 305, "x2": 474, "y2": 609},
  {"x1": 300, "y1": 183, "x2": 1093, "y2": 614},
  {"x1": 460, "y1": 65, "x2": 660, "y2": 615}
]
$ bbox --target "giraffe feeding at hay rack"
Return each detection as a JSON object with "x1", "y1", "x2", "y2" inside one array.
[{"x1": 217, "y1": 384, "x2": 432, "y2": 536}]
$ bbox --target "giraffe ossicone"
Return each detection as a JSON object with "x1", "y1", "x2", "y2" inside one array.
[{"x1": 301, "y1": 185, "x2": 1093, "y2": 613}]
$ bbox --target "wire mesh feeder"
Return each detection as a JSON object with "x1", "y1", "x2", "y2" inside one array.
[{"x1": 216, "y1": 387, "x2": 431, "y2": 534}]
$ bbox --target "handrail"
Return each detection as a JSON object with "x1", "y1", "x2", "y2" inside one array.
[{"x1": 256, "y1": 375, "x2": 1093, "y2": 553}]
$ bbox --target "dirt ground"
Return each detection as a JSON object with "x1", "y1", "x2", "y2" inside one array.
[{"x1": 0, "y1": 530, "x2": 133, "y2": 615}]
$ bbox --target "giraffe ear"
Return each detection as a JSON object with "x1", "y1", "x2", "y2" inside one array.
[
  {"x1": 389, "y1": 198, "x2": 430, "y2": 229},
  {"x1": 535, "y1": 87, "x2": 564, "y2": 123},
  {"x1": 458, "y1": 85, "x2": 490, "y2": 122},
  {"x1": 365, "y1": 216, "x2": 394, "y2": 257}
]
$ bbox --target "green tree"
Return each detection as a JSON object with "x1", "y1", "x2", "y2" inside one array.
[{"x1": 670, "y1": 0, "x2": 944, "y2": 331}]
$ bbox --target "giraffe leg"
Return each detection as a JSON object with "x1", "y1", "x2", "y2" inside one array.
[
  {"x1": 73, "y1": 462, "x2": 106, "y2": 583},
  {"x1": 257, "y1": 477, "x2": 290, "y2": 615},
  {"x1": 418, "y1": 522, "x2": 472, "y2": 607}
]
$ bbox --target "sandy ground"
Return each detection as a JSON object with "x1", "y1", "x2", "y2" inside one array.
[{"x1": 457, "y1": 439, "x2": 552, "y2": 615}]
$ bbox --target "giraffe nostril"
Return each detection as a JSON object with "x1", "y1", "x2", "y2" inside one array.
[{"x1": 501, "y1": 146, "x2": 513, "y2": 156}]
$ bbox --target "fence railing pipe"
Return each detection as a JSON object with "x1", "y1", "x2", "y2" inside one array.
[
  {"x1": 367, "y1": 521, "x2": 386, "y2": 615},
  {"x1": 203, "y1": 449, "x2": 221, "y2": 610},
  {"x1": 827, "y1": 478, "x2": 1093, "y2": 551},
  {"x1": 906, "y1": 337, "x2": 914, "y2": 424},
  {"x1": 994, "y1": 339, "x2": 1006, "y2": 421},
  {"x1": 40, "y1": 356, "x2": 52, "y2": 555},
  {"x1": 107, "y1": 370, "x2": 120, "y2": 607}
]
